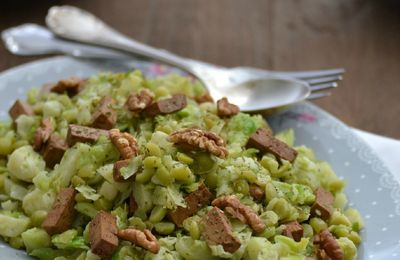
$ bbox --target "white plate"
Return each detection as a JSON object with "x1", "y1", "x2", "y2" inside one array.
[{"x1": 0, "y1": 56, "x2": 399, "y2": 259}]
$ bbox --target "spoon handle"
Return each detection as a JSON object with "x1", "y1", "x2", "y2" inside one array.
[
  {"x1": 46, "y1": 6, "x2": 202, "y2": 73},
  {"x1": 100, "y1": 29, "x2": 195, "y2": 69}
]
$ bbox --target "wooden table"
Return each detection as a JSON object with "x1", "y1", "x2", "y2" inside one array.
[{"x1": 1, "y1": 0, "x2": 399, "y2": 138}]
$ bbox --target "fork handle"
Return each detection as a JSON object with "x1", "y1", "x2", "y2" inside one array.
[{"x1": 231, "y1": 66, "x2": 344, "y2": 80}]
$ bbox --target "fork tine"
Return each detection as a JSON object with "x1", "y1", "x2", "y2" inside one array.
[
  {"x1": 304, "y1": 75, "x2": 342, "y2": 85},
  {"x1": 276, "y1": 68, "x2": 345, "y2": 80},
  {"x1": 307, "y1": 92, "x2": 331, "y2": 100},
  {"x1": 310, "y1": 82, "x2": 338, "y2": 92}
]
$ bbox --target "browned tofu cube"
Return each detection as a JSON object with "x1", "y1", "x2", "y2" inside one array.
[
  {"x1": 42, "y1": 134, "x2": 68, "y2": 168},
  {"x1": 202, "y1": 207, "x2": 241, "y2": 253},
  {"x1": 33, "y1": 118, "x2": 53, "y2": 151},
  {"x1": 168, "y1": 183, "x2": 212, "y2": 227},
  {"x1": 50, "y1": 77, "x2": 85, "y2": 97},
  {"x1": 143, "y1": 94, "x2": 187, "y2": 117},
  {"x1": 282, "y1": 221, "x2": 304, "y2": 242},
  {"x1": 113, "y1": 159, "x2": 134, "y2": 182},
  {"x1": 246, "y1": 128, "x2": 298, "y2": 162},
  {"x1": 91, "y1": 96, "x2": 117, "y2": 130},
  {"x1": 8, "y1": 99, "x2": 34, "y2": 121},
  {"x1": 89, "y1": 211, "x2": 118, "y2": 259},
  {"x1": 66, "y1": 124, "x2": 108, "y2": 146},
  {"x1": 311, "y1": 187, "x2": 334, "y2": 220},
  {"x1": 42, "y1": 187, "x2": 76, "y2": 235}
]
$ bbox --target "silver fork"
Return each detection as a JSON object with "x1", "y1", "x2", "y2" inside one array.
[{"x1": 45, "y1": 6, "x2": 342, "y2": 111}]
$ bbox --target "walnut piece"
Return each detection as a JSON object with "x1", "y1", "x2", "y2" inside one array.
[
  {"x1": 117, "y1": 228, "x2": 160, "y2": 254},
  {"x1": 212, "y1": 195, "x2": 266, "y2": 233},
  {"x1": 316, "y1": 250, "x2": 329, "y2": 260},
  {"x1": 109, "y1": 129, "x2": 139, "y2": 159},
  {"x1": 125, "y1": 89, "x2": 154, "y2": 112},
  {"x1": 33, "y1": 118, "x2": 53, "y2": 151},
  {"x1": 314, "y1": 229, "x2": 344, "y2": 260},
  {"x1": 249, "y1": 184, "x2": 265, "y2": 202},
  {"x1": 169, "y1": 128, "x2": 228, "y2": 158},
  {"x1": 193, "y1": 93, "x2": 214, "y2": 104},
  {"x1": 217, "y1": 97, "x2": 240, "y2": 117},
  {"x1": 225, "y1": 206, "x2": 247, "y2": 223}
]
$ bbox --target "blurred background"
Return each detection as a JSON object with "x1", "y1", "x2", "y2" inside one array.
[{"x1": 1, "y1": 0, "x2": 399, "y2": 138}]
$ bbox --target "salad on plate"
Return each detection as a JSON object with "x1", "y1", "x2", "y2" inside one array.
[{"x1": 0, "y1": 70, "x2": 363, "y2": 259}]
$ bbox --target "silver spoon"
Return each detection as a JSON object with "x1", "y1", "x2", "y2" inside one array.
[
  {"x1": 45, "y1": 5, "x2": 311, "y2": 112},
  {"x1": 1, "y1": 23, "x2": 132, "y2": 60}
]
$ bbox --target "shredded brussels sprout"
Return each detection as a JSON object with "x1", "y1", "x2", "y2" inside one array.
[{"x1": 0, "y1": 70, "x2": 363, "y2": 259}]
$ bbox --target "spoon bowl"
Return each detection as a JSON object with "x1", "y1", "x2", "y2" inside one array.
[{"x1": 215, "y1": 77, "x2": 311, "y2": 112}]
